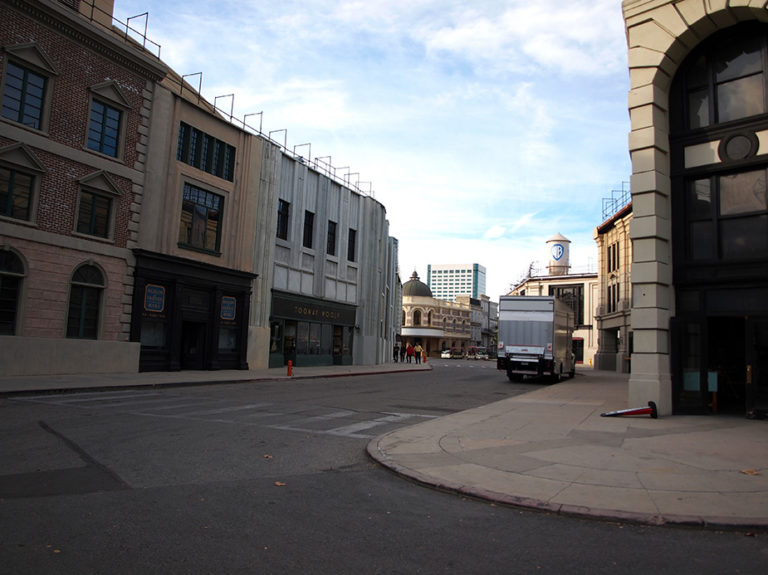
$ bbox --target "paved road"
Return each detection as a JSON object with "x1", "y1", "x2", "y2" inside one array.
[{"x1": 1, "y1": 363, "x2": 766, "y2": 574}]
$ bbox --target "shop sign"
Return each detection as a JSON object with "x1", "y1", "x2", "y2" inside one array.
[
  {"x1": 221, "y1": 296, "x2": 237, "y2": 320},
  {"x1": 144, "y1": 284, "x2": 165, "y2": 313},
  {"x1": 272, "y1": 294, "x2": 356, "y2": 325}
]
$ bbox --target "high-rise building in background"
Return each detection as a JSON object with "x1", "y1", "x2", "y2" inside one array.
[{"x1": 426, "y1": 264, "x2": 486, "y2": 301}]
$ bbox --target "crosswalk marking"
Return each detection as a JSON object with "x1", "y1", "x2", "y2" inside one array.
[{"x1": 11, "y1": 392, "x2": 437, "y2": 439}]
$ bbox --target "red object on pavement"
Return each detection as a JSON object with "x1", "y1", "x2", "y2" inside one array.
[{"x1": 601, "y1": 401, "x2": 658, "y2": 419}]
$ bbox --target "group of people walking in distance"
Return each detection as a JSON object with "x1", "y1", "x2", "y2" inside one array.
[{"x1": 393, "y1": 342, "x2": 424, "y2": 364}]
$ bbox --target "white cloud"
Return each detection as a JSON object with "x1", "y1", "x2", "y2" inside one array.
[{"x1": 113, "y1": 0, "x2": 629, "y2": 300}]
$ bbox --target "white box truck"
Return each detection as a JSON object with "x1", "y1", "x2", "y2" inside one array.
[{"x1": 496, "y1": 295, "x2": 575, "y2": 383}]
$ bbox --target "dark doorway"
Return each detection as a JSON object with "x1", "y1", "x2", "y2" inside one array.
[
  {"x1": 572, "y1": 338, "x2": 584, "y2": 364},
  {"x1": 707, "y1": 317, "x2": 746, "y2": 414},
  {"x1": 181, "y1": 321, "x2": 206, "y2": 370}
]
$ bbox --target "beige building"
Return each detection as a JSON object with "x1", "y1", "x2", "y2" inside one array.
[
  {"x1": 509, "y1": 235, "x2": 598, "y2": 367},
  {"x1": 401, "y1": 272, "x2": 471, "y2": 357},
  {"x1": 624, "y1": 1, "x2": 768, "y2": 416},
  {"x1": 593, "y1": 202, "x2": 633, "y2": 374}
]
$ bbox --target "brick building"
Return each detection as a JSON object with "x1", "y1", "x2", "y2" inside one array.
[{"x1": 1, "y1": 0, "x2": 167, "y2": 375}]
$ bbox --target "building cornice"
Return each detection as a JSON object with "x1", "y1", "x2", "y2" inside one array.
[{"x1": 7, "y1": 0, "x2": 168, "y2": 80}]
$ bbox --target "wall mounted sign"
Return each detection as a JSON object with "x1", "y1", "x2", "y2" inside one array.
[
  {"x1": 221, "y1": 296, "x2": 237, "y2": 320},
  {"x1": 144, "y1": 284, "x2": 165, "y2": 312}
]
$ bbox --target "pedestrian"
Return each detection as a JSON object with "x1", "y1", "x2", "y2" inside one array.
[
  {"x1": 414, "y1": 343, "x2": 423, "y2": 364},
  {"x1": 406, "y1": 343, "x2": 414, "y2": 363},
  {"x1": 393, "y1": 345, "x2": 399, "y2": 363},
  {"x1": 400, "y1": 345, "x2": 406, "y2": 363}
]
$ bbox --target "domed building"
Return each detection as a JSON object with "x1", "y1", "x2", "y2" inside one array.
[{"x1": 401, "y1": 271, "x2": 471, "y2": 358}]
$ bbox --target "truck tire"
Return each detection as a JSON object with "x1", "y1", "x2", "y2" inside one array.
[{"x1": 507, "y1": 372, "x2": 522, "y2": 382}]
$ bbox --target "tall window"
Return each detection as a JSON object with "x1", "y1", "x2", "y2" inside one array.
[
  {"x1": 303, "y1": 210, "x2": 314, "y2": 249},
  {"x1": 1, "y1": 62, "x2": 46, "y2": 130},
  {"x1": 66, "y1": 264, "x2": 104, "y2": 339},
  {"x1": 327, "y1": 220, "x2": 337, "y2": 256},
  {"x1": 0, "y1": 250, "x2": 24, "y2": 335},
  {"x1": 607, "y1": 282, "x2": 621, "y2": 314},
  {"x1": 0, "y1": 166, "x2": 33, "y2": 220},
  {"x1": 178, "y1": 183, "x2": 223, "y2": 252},
  {"x1": 87, "y1": 100, "x2": 121, "y2": 157},
  {"x1": 76, "y1": 190, "x2": 111, "y2": 238},
  {"x1": 347, "y1": 228, "x2": 357, "y2": 262},
  {"x1": 682, "y1": 33, "x2": 764, "y2": 129},
  {"x1": 607, "y1": 241, "x2": 620, "y2": 273},
  {"x1": 549, "y1": 284, "x2": 585, "y2": 325},
  {"x1": 276, "y1": 199, "x2": 290, "y2": 240},
  {"x1": 672, "y1": 25, "x2": 768, "y2": 265}
]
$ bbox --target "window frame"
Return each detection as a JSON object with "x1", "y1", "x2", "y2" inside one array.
[
  {"x1": 177, "y1": 122, "x2": 236, "y2": 181},
  {"x1": 85, "y1": 82, "x2": 130, "y2": 160},
  {"x1": 347, "y1": 228, "x2": 357, "y2": 262},
  {"x1": 0, "y1": 248, "x2": 26, "y2": 336},
  {"x1": 327, "y1": 220, "x2": 337, "y2": 256},
  {"x1": 303, "y1": 210, "x2": 315, "y2": 249},
  {"x1": 178, "y1": 182, "x2": 225, "y2": 254},
  {"x1": 73, "y1": 171, "x2": 122, "y2": 241},
  {"x1": 276, "y1": 199, "x2": 290, "y2": 241},
  {"x1": 1, "y1": 44, "x2": 57, "y2": 133},
  {"x1": 66, "y1": 263, "x2": 105, "y2": 340},
  {"x1": 87, "y1": 98, "x2": 122, "y2": 158},
  {"x1": 0, "y1": 143, "x2": 46, "y2": 224}
]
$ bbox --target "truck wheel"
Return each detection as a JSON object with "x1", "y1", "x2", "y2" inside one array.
[{"x1": 507, "y1": 372, "x2": 522, "y2": 382}]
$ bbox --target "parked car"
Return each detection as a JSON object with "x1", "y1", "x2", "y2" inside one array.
[
  {"x1": 467, "y1": 346, "x2": 489, "y2": 360},
  {"x1": 440, "y1": 349, "x2": 452, "y2": 359},
  {"x1": 450, "y1": 348, "x2": 464, "y2": 359}
]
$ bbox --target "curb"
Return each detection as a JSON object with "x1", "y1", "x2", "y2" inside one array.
[{"x1": 365, "y1": 435, "x2": 768, "y2": 532}]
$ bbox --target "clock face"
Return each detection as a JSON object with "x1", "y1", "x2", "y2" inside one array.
[{"x1": 551, "y1": 243, "x2": 564, "y2": 261}]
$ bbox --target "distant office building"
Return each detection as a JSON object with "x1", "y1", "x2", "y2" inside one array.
[{"x1": 427, "y1": 263, "x2": 486, "y2": 301}]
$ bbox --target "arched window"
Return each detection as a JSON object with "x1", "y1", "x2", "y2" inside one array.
[
  {"x1": 427, "y1": 310, "x2": 433, "y2": 326},
  {"x1": 0, "y1": 249, "x2": 25, "y2": 335},
  {"x1": 66, "y1": 264, "x2": 105, "y2": 339},
  {"x1": 402, "y1": 310, "x2": 406, "y2": 326},
  {"x1": 413, "y1": 309, "x2": 422, "y2": 326},
  {"x1": 671, "y1": 24, "x2": 768, "y2": 265}
]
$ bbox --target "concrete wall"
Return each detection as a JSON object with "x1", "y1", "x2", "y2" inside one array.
[{"x1": 0, "y1": 336, "x2": 139, "y2": 376}]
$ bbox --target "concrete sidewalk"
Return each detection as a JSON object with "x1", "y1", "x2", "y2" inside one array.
[{"x1": 368, "y1": 369, "x2": 768, "y2": 529}]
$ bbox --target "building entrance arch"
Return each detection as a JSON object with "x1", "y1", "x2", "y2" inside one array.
[{"x1": 669, "y1": 22, "x2": 768, "y2": 416}]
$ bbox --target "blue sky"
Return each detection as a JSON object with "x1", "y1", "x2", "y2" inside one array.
[{"x1": 114, "y1": 0, "x2": 631, "y2": 299}]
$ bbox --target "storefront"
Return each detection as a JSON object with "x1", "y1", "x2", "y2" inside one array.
[
  {"x1": 269, "y1": 291, "x2": 356, "y2": 368},
  {"x1": 131, "y1": 250, "x2": 254, "y2": 371}
]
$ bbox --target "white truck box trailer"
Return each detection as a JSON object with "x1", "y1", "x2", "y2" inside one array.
[{"x1": 496, "y1": 295, "x2": 575, "y2": 382}]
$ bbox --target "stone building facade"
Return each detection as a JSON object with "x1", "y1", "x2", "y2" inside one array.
[
  {"x1": 401, "y1": 272, "x2": 471, "y2": 357},
  {"x1": 624, "y1": 0, "x2": 768, "y2": 416},
  {"x1": 593, "y1": 202, "x2": 633, "y2": 374}
]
